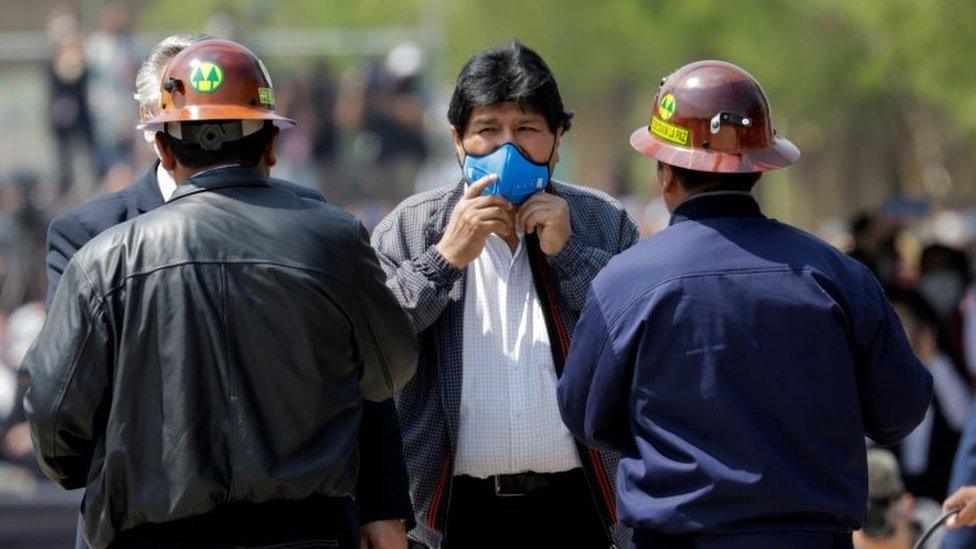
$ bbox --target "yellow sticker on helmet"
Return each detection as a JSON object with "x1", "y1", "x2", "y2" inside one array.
[
  {"x1": 658, "y1": 93, "x2": 676, "y2": 121},
  {"x1": 650, "y1": 116, "x2": 690, "y2": 146},
  {"x1": 189, "y1": 61, "x2": 224, "y2": 93}
]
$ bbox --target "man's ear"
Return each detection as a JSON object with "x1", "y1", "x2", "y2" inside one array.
[
  {"x1": 154, "y1": 133, "x2": 177, "y2": 171},
  {"x1": 657, "y1": 163, "x2": 671, "y2": 195},
  {"x1": 263, "y1": 127, "x2": 280, "y2": 168},
  {"x1": 550, "y1": 127, "x2": 563, "y2": 168},
  {"x1": 450, "y1": 125, "x2": 465, "y2": 166}
]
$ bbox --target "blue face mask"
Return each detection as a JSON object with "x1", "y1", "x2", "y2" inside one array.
[{"x1": 462, "y1": 142, "x2": 551, "y2": 205}]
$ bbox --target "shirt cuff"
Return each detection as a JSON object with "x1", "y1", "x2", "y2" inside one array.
[
  {"x1": 547, "y1": 234, "x2": 587, "y2": 277},
  {"x1": 417, "y1": 245, "x2": 464, "y2": 287}
]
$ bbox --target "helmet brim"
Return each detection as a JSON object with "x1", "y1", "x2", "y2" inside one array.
[
  {"x1": 630, "y1": 126, "x2": 799, "y2": 173},
  {"x1": 138, "y1": 105, "x2": 296, "y2": 132}
]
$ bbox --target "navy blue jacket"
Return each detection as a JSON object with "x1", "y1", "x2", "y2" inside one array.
[
  {"x1": 558, "y1": 193, "x2": 933, "y2": 536},
  {"x1": 45, "y1": 164, "x2": 413, "y2": 529}
]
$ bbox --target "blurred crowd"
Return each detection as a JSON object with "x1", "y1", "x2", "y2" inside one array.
[{"x1": 844, "y1": 206, "x2": 976, "y2": 548}]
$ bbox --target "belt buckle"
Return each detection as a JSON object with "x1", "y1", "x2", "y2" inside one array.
[{"x1": 493, "y1": 475, "x2": 527, "y2": 497}]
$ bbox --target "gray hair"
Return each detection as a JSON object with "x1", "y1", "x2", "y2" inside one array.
[{"x1": 134, "y1": 33, "x2": 213, "y2": 112}]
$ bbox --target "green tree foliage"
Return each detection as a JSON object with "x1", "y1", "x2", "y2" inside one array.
[{"x1": 141, "y1": 0, "x2": 976, "y2": 223}]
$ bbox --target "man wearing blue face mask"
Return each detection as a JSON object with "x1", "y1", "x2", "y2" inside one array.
[{"x1": 371, "y1": 42, "x2": 639, "y2": 549}]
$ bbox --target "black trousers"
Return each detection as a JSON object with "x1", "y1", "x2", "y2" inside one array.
[
  {"x1": 442, "y1": 469, "x2": 611, "y2": 549},
  {"x1": 107, "y1": 495, "x2": 357, "y2": 549}
]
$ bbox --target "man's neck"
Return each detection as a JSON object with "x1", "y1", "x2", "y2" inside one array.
[
  {"x1": 672, "y1": 189, "x2": 754, "y2": 212},
  {"x1": 498, "y1": 209, "x2": 520, "y2": 252},
  {"x1": 173, "y1": 163, "x2": 239, "y2": 185}
]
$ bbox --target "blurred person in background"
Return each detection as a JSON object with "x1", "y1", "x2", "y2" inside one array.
[
  {"x1": 849, "y1": 211, "x2": 902, "y2": 290},
  {"x1": 307, "y1": 61, "x2": 341, "y2": 193},
  {"x1": 372, "y1": 42, "x2": 637, "y2": 548},
  {"x1": 0, "y1": 302, "x2": 45, "y2": 473},
  {"x1": 339, "y1": 43, "x2": 428, "y2": 224},
  {"x1": 918, "y1": 244, "x2": 972, "y2": 378},
  {"x1": 23, "y1": 38, "x2": 417, "y2": 548},
  {"x1": 364, "y1": 43, "x2": 428, "y2": 203},
  {"x1": 0, "y1": 174, "x2": 48, "y2": 313},
  {"x1": 46, "y1": 7, "x2": 99, "y2": 197},
  {"x1": 559, "y1": 60, "x2": 932, "y2": 549},
  {"x1": 962, "y1": 279, "x2": 976, "y2": 382},
  {"x1": 273, "y1": 62, "x2": 340, "y2": 199},
  {"x1": 888, "y1": 289, "x2": 971, "y2": 502},
  {"x1": 273, "y1": 61, "x2": 341, "y2": 200},
  {"x1": 853, "y1": 449, "x2": 917, "y2": 549},
  {"x1": 45, "y1": 33, "x2": 415, "y2": 549},
  {"x1": 85, "y1": 1, "x2": 138, "y2": 174}
]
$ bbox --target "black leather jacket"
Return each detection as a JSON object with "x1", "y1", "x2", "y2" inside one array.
[{"x1": 23, "y1": 166, "x2": 418, "y2": 548}]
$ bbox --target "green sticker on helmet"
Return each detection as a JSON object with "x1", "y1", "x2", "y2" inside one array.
[
  {"x1": 189, "y1": 61, "x2": 224, "y2": 93},
  {"x1": 258, "y1": 87, "x2": 275, "y2": 106},
  {"x1": 658, "y1": 93, "x2": 677, "y2": 121}
]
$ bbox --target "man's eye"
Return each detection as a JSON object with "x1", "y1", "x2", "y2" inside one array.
[
  {"x1": 478, "y1": 127, "x2": 496, "y2": 134},
  {"x1": 518, "y1": 126, "x2": 539, "y2": 132}
]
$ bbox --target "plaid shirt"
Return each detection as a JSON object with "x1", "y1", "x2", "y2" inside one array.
[{"x1": 372, "y1": 179, "x2": 638, "y2": 548}]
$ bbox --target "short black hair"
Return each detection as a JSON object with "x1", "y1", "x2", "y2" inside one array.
[
  {"x1": 448, "y1": 41, "x2": 572, "y2": 134},
  {"x1": 161, "y1": 121, "x2": 276, "y2": 169},
  {"x1": 920, "y1": 243, "x2": 971, "y2": 284},
  {"x1": 887, "y1": 288, "x2": 940, "y2": 330},
  {"x1": 667, "y1": 163, "x2": 761, "y2": 193}
]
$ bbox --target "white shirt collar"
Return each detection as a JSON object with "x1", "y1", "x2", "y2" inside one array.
[{"x1": 156, "y1": 163, "x2": 177, "y2": 202}]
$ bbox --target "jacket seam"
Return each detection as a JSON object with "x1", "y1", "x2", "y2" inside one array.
[
  {"x1": 604, "y1": 265, "x2": 828, "y2": 332},
  {"x1": 47, "y1": 301, "x2": 104, "y2": 481},
  {"x1": 77, "y1": 263, "x2": 106, "y2": 309},
  {"x1": 361, "y1": 297, "x2": 396, "y2": 396},
  {"x1": 97, "y1": 260, "x2": 362, "y2": 299},
  {"x1": 220, "y1": 264, "x2": 237, "y2": 501}
]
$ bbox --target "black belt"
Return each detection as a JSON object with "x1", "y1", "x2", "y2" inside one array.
[{"x1": 454, "y1": 468, "x2": 583, "y2": 497}]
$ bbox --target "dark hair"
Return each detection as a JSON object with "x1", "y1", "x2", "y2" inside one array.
[
  {"x1": 887, "y1": 288, "x2": 940, "y2": 330},
  {"x1": 850, "y1": 212, "x2": 875, "y2": 239},
  {"x1": 668, "y1": 164, "x2": 761, "y2": 193},
  {"x1": 448, "y1": 41, "x2": 572, "y2": 134},
  {"x1": 920, "y1": 243, "x2": 971, "y2": 284},
  {"x1": 161, "y1": 121, "x2": 276, "y2": 169}
]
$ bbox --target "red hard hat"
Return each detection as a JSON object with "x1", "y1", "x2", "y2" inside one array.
[
  {"x1": 630, "y1": 60, "x2": 799, "y2": 173},
  {"x1": 139, "y1": 38, "x2": 294, "y2": 132}
]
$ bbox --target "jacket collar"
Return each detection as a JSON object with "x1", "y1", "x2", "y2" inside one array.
[
  {"x1": 169, "y1": 165, "x2": 269, "y2": 202},
  {"x1": 134, "y1": 161, "x2": 166, "y2": 213},
  {"x1": 669, "y1": 191, "x2": 764, "y2": 226}
]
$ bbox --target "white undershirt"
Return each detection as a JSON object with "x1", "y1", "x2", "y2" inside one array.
[
  {"x1": 156, "y1": 163, "x2": 176, "y2": 202},
  {"x1": 455, "y1": 233, "x2": 581, "y2": 478}
]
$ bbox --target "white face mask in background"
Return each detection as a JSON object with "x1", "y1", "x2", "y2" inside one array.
[{"x1": 919, "y1": 270, "x2": 965, "y2": 317}]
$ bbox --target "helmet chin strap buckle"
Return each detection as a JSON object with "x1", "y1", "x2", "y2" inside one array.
[
  {"x1": 196, "y1": 124, "x2": 227, "y2": 151},
  {"x1": 710, "y1": 112, "x2": 752, "y2": 134}
]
